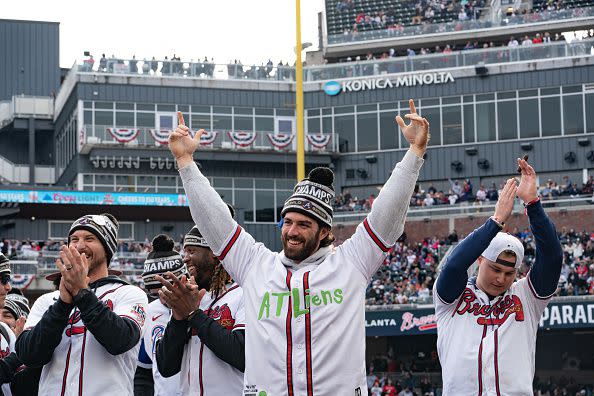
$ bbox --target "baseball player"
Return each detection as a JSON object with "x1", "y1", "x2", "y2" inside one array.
[
  {"x1": 16, "y1": 213, "x2": 148, "y2": 396},
  {"x1": 134, "y1": 234, "x2": 188, "y2": 396},
  {"x1": 167, "y1": 100, "x2": 428, "y2": 395},
  {"x1": 433, "y1": 158, "x2": 563, "y2": 395},
  {"x1": 155, "y1": 217, "x2": 245, "y2": 395}
]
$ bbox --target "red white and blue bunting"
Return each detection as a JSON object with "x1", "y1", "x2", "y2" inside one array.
[
  {"x1": 307, "y1": 134, "x2": 331, "y2": 149},
  {"x1": 267, "y1": 133, "x2": 294, "y2": 148},
  {"x1": 199, "y1": 131, "x2": 218, "y2": 145},
  {"x1": 11, "y1": 274, "x2": 35, "y2": 290},
  {"x1": 150, "y1": 129, "x2": 171, "y2": 145},
  {"x1": 227, "y1": 131, "x2": 257, "y2": 147},
  {"x1": 107, "y1": 128, "x2": 140, "y2": 143}
]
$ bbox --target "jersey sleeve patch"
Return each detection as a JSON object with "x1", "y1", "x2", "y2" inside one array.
[{"x1": 123, "y1": 303, "x2": 147, "y2": 328}]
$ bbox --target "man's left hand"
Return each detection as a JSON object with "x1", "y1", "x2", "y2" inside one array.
[
  {"x1": 156, "y1": 272, "x2": 206, "y2": 321},
  {"x1": 516, "y1": 157, "x2": 538, "y2": 203},
  {"x1": 59, "y1": 246, "x2": 90, "y2": 297}
]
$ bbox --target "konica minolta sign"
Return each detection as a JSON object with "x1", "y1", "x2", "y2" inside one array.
[{"x1": 322, "y1": 71, "x2": 455, "y2": 96}]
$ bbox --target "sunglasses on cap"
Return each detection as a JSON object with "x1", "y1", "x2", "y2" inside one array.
[
  {"x1": 79, "y1": 215, "x2": 107, "y2": 226},
  {"x1": 0, "y1": 273, "x2": 11, "y2": 285}
]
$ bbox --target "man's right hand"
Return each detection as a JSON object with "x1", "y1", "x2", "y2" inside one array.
[
  {"x1": 56, "y1": 270, "x2": 73, "y2": 304},
  {"x1": 493, "y1": 178, "x2": 517, "y2": 225},
  {"x1": 168, "y1": 112, "x2": 203, "y2": 168}
]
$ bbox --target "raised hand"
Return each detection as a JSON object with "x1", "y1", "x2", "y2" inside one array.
[
  {"x1": 57, "y1": 246, "x2": 90, "y2": 298},
  {"x1": 13, "y1": 316, "x2": 25, "y2": 338},
  {"x1": 493, "y1": 178, "x2": 517, "y2": 225},
  {"x1": 168, "y1": 112, "x2": 204, "y2": 168},
  {"x1": 395, "y1": 99, "x2": 430, "y2": 158},
  {"x1": 516, "y1": 157, "x2": 538, "y2": 203}
]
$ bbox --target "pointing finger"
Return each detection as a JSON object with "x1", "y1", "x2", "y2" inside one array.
[{"x1": 177, "y1": 111, "x2": 185, "y2": 126}]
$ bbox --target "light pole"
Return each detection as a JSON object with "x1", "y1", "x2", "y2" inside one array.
[{"x1": 295, "y1": 0, "x2": 305, "y2": 181}]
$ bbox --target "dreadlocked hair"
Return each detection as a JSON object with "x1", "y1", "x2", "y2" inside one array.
[{"x1": 210, "y1": 262, "x2": 233, "y2": 299}]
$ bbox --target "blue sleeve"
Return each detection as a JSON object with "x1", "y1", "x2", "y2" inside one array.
[
  {"x1": 527, "y1": 201, "x2": 563, "y2": 297},
  {"x1": 138, "y1": 338, "x2": 152, "y2": 366},
  {"x1": 436, "y1": 219, "x2": 501, "y2": 303}
]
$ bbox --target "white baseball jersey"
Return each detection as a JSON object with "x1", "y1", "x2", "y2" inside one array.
[
  {"x1": 217, "y1": 219, "x2": 387, "y2": 396},
  {"x1": 25, "y1": 283, "x2": 148, "y2": 396},
  {"x1": 140, "y1": 299, "x2": 181, "y2": 396},
  {"x1": 0, "y1": 321, "x2": 16, "y2": 396},
  {"x1": 179, "y1": 282, "x2": 245, "y2": 396},
  {"x1": 434, "y1": 275, "x2": 552, "y2": 396}
]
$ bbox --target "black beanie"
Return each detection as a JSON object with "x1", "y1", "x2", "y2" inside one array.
[{"x1": 141, "y1": 234, "x2": 188, "y2": 290}]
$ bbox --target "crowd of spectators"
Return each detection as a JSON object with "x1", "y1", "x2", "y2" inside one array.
[
  {"x1": 365, "y1": 224, "x2": 594, "y2": 306},
  {"x1": 334, "y1": 175, "x2": 594, "y2": 213}
]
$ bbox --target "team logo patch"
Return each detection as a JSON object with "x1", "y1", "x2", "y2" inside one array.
[
  {"x1": 302, "y1": 201, "x2": 312, "y2": 210},
  {"x1": 151, "y1": 325, "x2": 165, "y2": 355},
  {"x1": 205, "y1": 303, "x2": 235, "y2": 330},
  {"x1": 130, "y1": 303, "x2": 147, "y2": 327}
]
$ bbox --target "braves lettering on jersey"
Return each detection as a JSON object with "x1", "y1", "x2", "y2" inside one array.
[
  {"x1": 141, "y1": 299, "x2": 181, "y2": 396},
  {"x1": 218, "y1": 221, "x2": 387, "y2": 396},
  {"x1": 0, "y1": 322, "x2": 16, "y2": 396},
  {"x1": 25, "y1": 283, "x2": 147, "y2": 396},
  {"x1": 179, "y1": 283, "x2": 245, "y2": 396},
  {"x1": 434, "y1": 276, "x2": 552, "y2": 396}
]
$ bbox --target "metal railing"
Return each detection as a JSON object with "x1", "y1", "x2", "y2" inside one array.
[
  {"x1": 327, "y1": 5, "x2": 594, "y2": 44},
  {"x1": 81, "y1": 125, "x2": 339, "y2": 153}
]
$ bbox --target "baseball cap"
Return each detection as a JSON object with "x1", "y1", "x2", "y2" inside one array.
[{"x1": 481, "y1": 232, "x2": 524, "y2": 269}]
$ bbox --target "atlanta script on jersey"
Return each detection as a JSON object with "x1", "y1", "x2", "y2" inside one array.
[
  {"x1": 434, "y1": 276, "x2": 552, "y2": 396},
  {"x1": 25, "y1": 283, "x2": 147, "y2": 396},
  {"x1": 179, "y1": 283, "x2": 245, "y2": 396}
]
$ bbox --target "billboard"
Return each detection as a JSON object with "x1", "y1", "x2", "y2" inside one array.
[{"x1": 0, "y1": 190, "x2": 188, "y2": 207}]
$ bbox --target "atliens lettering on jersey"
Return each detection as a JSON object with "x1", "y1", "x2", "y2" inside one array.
[
  {"x1": 453, "y1": 288, "x2": 525, "y2": 325},
  {"x1": 66, "y1": 299, "x2": 114, "y2": 337},
  {"x1": 258, "y1": 287, "x2": 343, "y2": 320}
]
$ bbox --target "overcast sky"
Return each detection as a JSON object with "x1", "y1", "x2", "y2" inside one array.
[{"x1": 5, "y1": 0, "x2": 326, "y2": 68}]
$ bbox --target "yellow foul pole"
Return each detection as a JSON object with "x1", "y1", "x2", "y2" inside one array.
[{"x1": 295, "y1": 0, "x2": 305, "y2": 181}]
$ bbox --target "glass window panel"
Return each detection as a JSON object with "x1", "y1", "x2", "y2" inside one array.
[
  {"x1": 84, "y1": 101, "x2": 93, "y2": 108},
  {"x1": 157, "y1": 104, "x2": 176, "y2": 111},
  {"x1": 276, "y1": 179, "x2": 294, "y2": 190},
  {"x1": 476, "y1": 102, "x2": 496, "y2": 142},
  {"x1": 234, "y1": 190, "x2": 254, "y2": 222},
  {"x1": 334, "y1": 106, "x2": 354, "y2": 115},
  {"x1": 177, "y1": 105, "x2": 189, "y2": 112},
  {"x1": 116, "y1": 102, "x2": 134, "y2": 110},
  {"x1": 306, "y1": 109, "x2": 320, "y2": 116},
  {"x1": 116, "y1": 112, "x2": 134, "y2": 126},
  {"x1": 255, "y1": 191, "x2": 275, "y2": 222},
  {"x1": 463, "y1": 104, "x2": 475, "y2": 143},
  {"x1": 213, "y1": 178, "x2": 232, "y2": 188},
  {"x1": 587, "y1": 94, "x2": 594, "y2": 133},
  {"x1": 94, "y1": 185, "x2": 114, "y2": 192},
  {"x1": 276, "y1": 109, "x2": 295, "y2": 116},
  {"x1": 498, "y1": 91, "x2": 516, "y2": 100},
  {"x1": 84, "y1": 110, "x2": 93, "y2": 125},
  {"x1": 157, "y1": 176, "x2": 176, "y2": 187},
  {"x1": 541, "y1": 97, "x2": 561, "y2": 137},
  {"x1": 442, "y1": 96, "x2": 461, "y2": 105},
  {"x1": 83, "y1": 174, "x2": 93, "y2": 184},
  {"x1": 191, "y1": 114, "x2": 211, "y2": 130},
  {"x1": 255, "y1": 179, "x2": 274, "y2": 189},
  {"x1": 357, "y1": 104, "x2": 377, "y2": 112},
  {"x1": 95, "y1": 102, "x2": 113, "y2": 109},
  {"x1": 380, "y1": 112, "x2": 398, "y2": 150},
  {"x1": 399, "y1": 100, "x2": 410, "y2": 109},
  {"x1": 321, "y1": 108, "x2": 332, "y2": 115},
  {"x1": 519, "y1": 89, "x2": 538, "y2": 98},
  {"x1": 94, "y1": 110, "x2": 113, "y2": 126},
  {"x1": 563, "y1": 85, "x2": 582, "y2": 93},
  {"x1": 255, "y1": 108, "x2": 274, "y2": 115},
  {"x1": 276, "y1": 190, "x2": 292, "y2": 221},
  {"x1": 115, "y1": 175, "x2": 135, "y2": 191},
  {"x1": 519, "y1": 99, "x2": 539, "y2": 138},
  {"x1": 442, "y1": 105, "x2": 462, "y2": 145},
  {"x1": 335, "y1": 115, "x2": 355, "y2": 153},
  {"x1": 420, "y1": 107, "x2": 441, "y2": 146},
  {"x1": 137, "y1": 104, "x2": 154, "y2": 111},
  {"x1": 136, "y1": 112, "x2": 155, "y2": 127},
  {"x1": 95, "y1": 174, "x2": 114, "y2": 186},
  {"x1": 234, "y1": 116, "x2": 253, "y2": 131},
  {"x1": 379, "y1": 102, "x2": 397, "y2": 110},
  {"x1": 356, "y1": 112, "x2": 378, "y2": 151},
  {"x1": 307, "y1": 117, "x2": 321, "y2": 134},
  {"x1": 322, "y1": 117, "x2": 332, "y2": 134},
  {"x1": 137, "y1": 175, "x2": 155, "y2": 186},
  {"x1": 563, "y1": 95, "x2": 583, "y2": 135},
  {"x1": 235, "y1": 179, "x2": 253, "y2": 188},
  {"x1": 192, "y1": 105, "x2": 211, "y2": 113},
  {"x1": 463, "y1": 95, "x2": 474, "y2": 103},
  {"x1": 234, "y1": 107, "x2": 253, "y2": 115},
  {"x1": 215, "y1": 188, "x2": 232, "y2": 202},
  {"x1": 497, "y1": 101, "x2": 518, "y2": 140},
  {"x1": 213, "y1": 106, "x2": 231, "y2": 114},
  {"x1": 541, "y1": 87, "x2": 559, "y2": 96},
  {"x1": 213, "y1": 115, "x2": 232, "y2": 130},
  {"x1": 421, "y1": 99, "x2": 439, "y2": 107},
  {"x1": 476, "y1": 94, "x2": 494, "y2": 101},
  {"x1": 256, "y1": 117, "x2": 274, "y2": 131}
]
